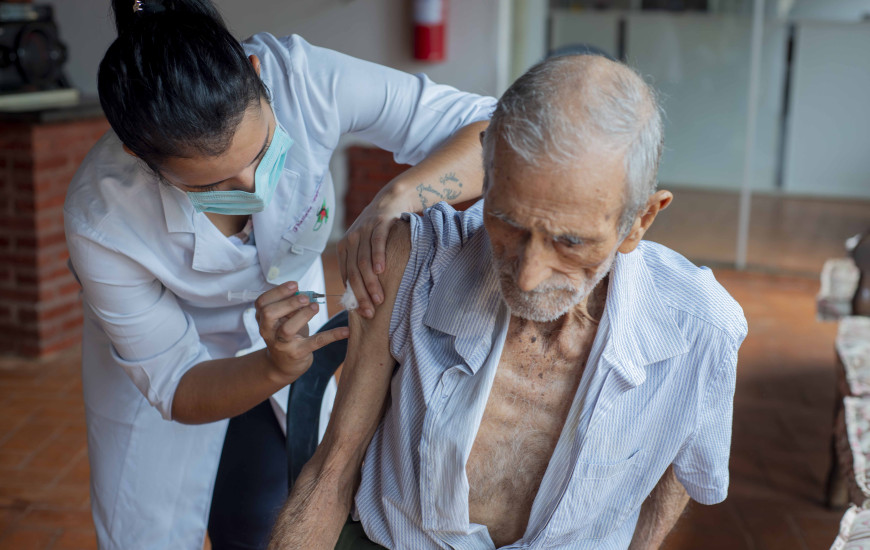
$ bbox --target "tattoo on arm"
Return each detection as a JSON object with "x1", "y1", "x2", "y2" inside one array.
[
  {"x1": 416, "y1": 183, "x2": 438, "y2": 209},
  {"x1": 440, "y1": 172, "x2": 463, "y2": 200},
  {"x1": 416, "y1": 172, "x2": 464, "y2": 210}
]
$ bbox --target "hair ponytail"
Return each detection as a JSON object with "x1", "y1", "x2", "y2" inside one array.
[
  {"x1": 99, "y1": 0, "x2": 268, "y2": 169},
  {"x1": 111, "y1": 0, "x2": 223, "y2": 37}
]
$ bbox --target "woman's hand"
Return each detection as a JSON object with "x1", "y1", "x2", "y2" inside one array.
[
  {"x1": 337, "y1": 187, "x2": 408, "y2": 319},
  {"x1": 338, "y1": 120, "x2": 489, "y2": 319},
  {"x1": 255, "y1": 281, "x2": 350, "y2": 381}
]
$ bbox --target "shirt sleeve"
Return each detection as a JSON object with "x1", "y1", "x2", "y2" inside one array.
[
  {"x1": 279, "y1": 34, "x2": 496, "y2": 165},
  {"x1": 672, "y1": 341, "x2": 739, "y2": 505},
  {"x1": 388, "y1": 202, "x2": 482, "y2": 360},
  {"x1": 65, "y1": 220, "x2": 211, "y2": 421}
]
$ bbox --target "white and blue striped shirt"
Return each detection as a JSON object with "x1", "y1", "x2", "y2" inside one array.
[{"x1": 354, "y1": 201, "x2": 747, "y2": 549}]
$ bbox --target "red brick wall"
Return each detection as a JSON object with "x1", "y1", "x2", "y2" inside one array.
[
  {"x1": 344, "y1": 146, "x2": 412, "y2": 228},
  {"x1": 344, "y1": 145, "x2": 477, "y2": 229},
  {"x1": 0, "y1": 117, "x2": 111, "y2": 357}
]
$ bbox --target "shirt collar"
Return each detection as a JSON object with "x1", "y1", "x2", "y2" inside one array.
[
  {"x1": 424, "y1": 228, "x2": 689, "y2": 385},
  {"x1": 422, "y1": 227, "x2": 503, "y2": 375},
  {"x1": 601, "y1": 244, "x2": 690, "y2": 388}
]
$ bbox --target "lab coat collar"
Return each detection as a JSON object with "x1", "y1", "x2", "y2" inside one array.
[
  {"x1": 158, "y1": 181, "x2": 258, "y2": 274},
  {"x1": 159, "y1": 182, "x2": 195, "y2": 234},
  {"x1": 422, "y1": 227, "x2": 503, "y2": 375},
  {"x1": 601, "y1": 245, "x2": 690, "y2": 388}
]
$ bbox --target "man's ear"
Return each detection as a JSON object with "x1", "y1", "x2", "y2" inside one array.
[
  {"x1": 122, "y1": 144, "x2": 137, "y2": 158},
  {"x1": 617, "y1": 190, "x2": 674, "y2": 254},
  {"x1": 249, "y1": 54, "x2": 261, "y2": 77}
]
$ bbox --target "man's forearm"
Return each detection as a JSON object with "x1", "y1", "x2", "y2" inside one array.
[
  {"x1": 267, "y1": 438, "x2": 363, "y2": 550},
  {"x1": 628, "y1": 465, "x2": 690, "y2": 550},
  {"x1": 267, "y1": 313, "x2": 394, "y2": 550},
  {"x1": 268, "y1": 223, "x2": 411, "y2": 549}
]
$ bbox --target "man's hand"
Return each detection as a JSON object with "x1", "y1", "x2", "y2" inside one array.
[
  {"x1": 269, "y1": 221, "x2": 412, "y2": 550},
  {"x1": 628, "y1": 465, "x2": 690, "y2": 550}
]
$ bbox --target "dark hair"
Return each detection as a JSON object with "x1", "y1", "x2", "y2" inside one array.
[{"x1": 98, "y1": 0, "x2": 269, "y2": 169}]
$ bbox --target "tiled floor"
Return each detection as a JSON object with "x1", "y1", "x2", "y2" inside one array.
[{"x1": 0, "y1": 261, "x2": 850, "y2": 549}]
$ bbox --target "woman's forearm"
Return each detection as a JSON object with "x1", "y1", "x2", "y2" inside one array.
[
  {"x1": 382, "y1": 120, "x2": 488, "y2": 213},
  {"x1": 171, "y1": 348, "x2": 295, "y2": 424},
  {"x1": 172, "y1": 287, "x2": 349, "y2": 424}
]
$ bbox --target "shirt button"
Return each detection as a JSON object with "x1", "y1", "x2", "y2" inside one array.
[{"x1": 267, "y1": 266, "x2": 280, "y2": 280}]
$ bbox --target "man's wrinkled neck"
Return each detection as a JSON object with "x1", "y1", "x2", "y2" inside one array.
[{"x1": 509, "y1": 275, "x2": 609, "y2": 356}]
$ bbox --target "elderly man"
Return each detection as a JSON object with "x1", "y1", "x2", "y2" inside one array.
[{"x1": 271, "y1": 53, "x2": 747, "y2": 550}]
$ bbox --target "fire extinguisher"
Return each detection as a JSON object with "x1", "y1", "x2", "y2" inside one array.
[{"x1": 413, "y1": 0, "x2": 446, "y2": 62}]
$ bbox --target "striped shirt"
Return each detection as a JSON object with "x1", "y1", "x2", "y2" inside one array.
[{"x1": 355, "y1": 201, "x2": 747, "y2": 549}]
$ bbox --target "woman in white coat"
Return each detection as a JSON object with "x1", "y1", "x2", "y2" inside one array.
[{"x1": 63, "y1": 1, "x2": 495, "y2": 548}]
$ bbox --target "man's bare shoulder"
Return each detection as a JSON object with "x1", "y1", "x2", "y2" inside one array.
[{"x1": 381, "y1": 219, "x2": 412, "y2": 297}]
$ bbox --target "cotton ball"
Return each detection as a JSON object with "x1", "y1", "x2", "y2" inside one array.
[{"x1": 340, "y1": 283, "x2": 359, "y2": 311}]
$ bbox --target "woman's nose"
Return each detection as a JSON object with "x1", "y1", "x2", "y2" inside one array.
[{"x1": 231, "y1": 166, "x2": 257, "y2": 193}]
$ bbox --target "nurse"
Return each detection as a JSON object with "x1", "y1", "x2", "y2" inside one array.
[{"x1": 63, "y1": 0, "x2": 495, "y2": 548}]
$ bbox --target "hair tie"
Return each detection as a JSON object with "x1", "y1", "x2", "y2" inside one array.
[{"x1": 132, "y1": 0, "x2": 166, "y2": 15}]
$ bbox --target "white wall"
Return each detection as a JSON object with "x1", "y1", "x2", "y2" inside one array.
[
  {"x1": 782, "y1": 21, "x2": 870, "y2": 199},
  {"x1": 49, "y1": 0, "x2": 115, "y2": 95},
  {"x1": 53, "y1": 0, "x2": 502, "y2": 98},
  {"x1": 509, "y1": 0, "x2": 548, "y2": 82},
  {"x1": 624, "y1": 13, "x2": 787, "y2": 192},
  {"x1": 785, "y1": 0, "x2": 870, "y2": 21},
  {"x1": 549, "y1": 9, "x2": 787, "y2": 192}
]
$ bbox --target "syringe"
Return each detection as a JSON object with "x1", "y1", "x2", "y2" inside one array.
[{"x1": 226, "y1": 289, "x2": 342, "y2": 304}]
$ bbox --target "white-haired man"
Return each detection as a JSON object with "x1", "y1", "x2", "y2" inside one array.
[{"x1": 271, "y1": 54, "x2": 747, "y2": 550}]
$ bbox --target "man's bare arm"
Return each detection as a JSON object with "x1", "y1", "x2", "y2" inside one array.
[
  {"x1": 628, "y1": 465, "x2": 690, "y2": 550},
  {"x1": 268, "y1": 221, "x2": 412, "y2": 550}
]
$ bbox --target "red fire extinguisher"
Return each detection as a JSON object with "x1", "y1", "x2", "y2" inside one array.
[{"x1": 413, "y1": 0, "x2": 446, "y2": 62}]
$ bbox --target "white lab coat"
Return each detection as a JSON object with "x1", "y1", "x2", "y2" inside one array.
[{"x1": 63, "y1": 33, "x2": 495, "y2": 550}]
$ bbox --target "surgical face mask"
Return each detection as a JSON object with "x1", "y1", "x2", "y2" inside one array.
[{"x1": 187, "y1": 123, "x2": 293, "y2": 215}]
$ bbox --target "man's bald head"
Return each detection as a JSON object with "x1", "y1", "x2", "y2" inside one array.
[{"x1": 482, "y1": 54, "x2": 664, "y2": 236}]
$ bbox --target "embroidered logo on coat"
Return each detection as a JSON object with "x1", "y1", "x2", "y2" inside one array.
[{"x1": 313, "y1": 200, "x2": 329, "y2": 231}]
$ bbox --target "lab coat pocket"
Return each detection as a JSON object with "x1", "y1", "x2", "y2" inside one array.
[
  {"x1": 546, "y1": 449, "x2": 648, "y2": 544},
  {"x1": 266, "y1": 177, "x2": 334, "y2": 285}
]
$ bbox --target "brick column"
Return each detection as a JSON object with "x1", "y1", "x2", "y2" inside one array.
[
  {"x1": 344, "y1": 146, "x2": 412, "y2": 228},
  {"x1": 0, "y1": 117, "x2": 111, "y2": 357}
]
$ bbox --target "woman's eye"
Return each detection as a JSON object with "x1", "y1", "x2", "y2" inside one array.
[{"x1": 194, "y1": 183, "x2": 220, "y2": 193}]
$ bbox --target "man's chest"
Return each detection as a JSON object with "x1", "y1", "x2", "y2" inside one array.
[
  {"x1": 380, "y1": 307, "x2": 703, "y2": 547},
  {"x1": 464, "y1": 321, "x2": 597, "y2": 546}
]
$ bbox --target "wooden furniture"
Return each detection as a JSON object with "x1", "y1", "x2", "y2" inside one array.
[
  {"x1": 828, "y1": 317, "x2": 870, "y2": 508},
  {"x1": 831, "y1": 503, "x2": 870, "y2": 549}
]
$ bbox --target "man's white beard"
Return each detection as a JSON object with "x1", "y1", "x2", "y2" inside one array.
[{"x1": 492, "y1": 253, "x2": 616, "y2": 323}]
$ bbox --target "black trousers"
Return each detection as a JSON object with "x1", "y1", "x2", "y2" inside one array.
[
  {"x1": 209, "y1": 311, "x2": 350, "y2": 549},
  {"x1": 208, "y1": 399, "x2": 288, "y2": 550}
]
